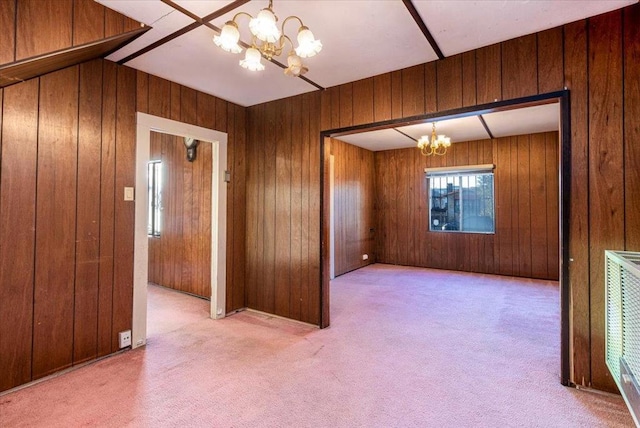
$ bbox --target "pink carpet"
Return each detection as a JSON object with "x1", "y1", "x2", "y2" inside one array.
[{"x1": 0, "y1": 264, "x2": 634, "y2": 427}]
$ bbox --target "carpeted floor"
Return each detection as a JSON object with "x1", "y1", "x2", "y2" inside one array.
[{"x1": 0, "y1": 264, "x2": 634, "y2": 427}]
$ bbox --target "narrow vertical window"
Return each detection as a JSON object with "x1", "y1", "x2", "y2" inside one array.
[{"x1": 148, "y1": 161, "x2": 162, "y2": 237}]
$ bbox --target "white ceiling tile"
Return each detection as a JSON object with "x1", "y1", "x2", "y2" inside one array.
[
  {"x1": 482, "y1": 104, "x2": 559, "y2": 138},
  {"x1": 338, "y1": 129, "x2": 415, "y2": 152},
  {"x1": 399, "y1": 116, "x2": 490, "y2": 144},
  {"x1": 413, "y1": 0, "x2": 636, "y2": 57},
  {"x1": 173, "y1": 1, "x2": 235, "y2": 19},
  {"x1": 96, "y1": 0, "x2": 178, "y2": 26},
  {"x1": 125, "y1": 26, "x2": 318, "y2": 107}
]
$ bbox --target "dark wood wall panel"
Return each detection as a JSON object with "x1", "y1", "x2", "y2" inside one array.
[
  {"x1": 563, "y1": 19, "x2": 590, "y2": 388},
  {"x1": 624, "y1": 5, "x2": 640, "y2": 252},
  {"x1": 436, "y1": 55, "x2": 462, "y2": 111},
  {"x1": 73, "y1": 60, "x2": 103, "y2": 364},
  {"x1": 330, "y1": 138, "x2": 375, "y2": 276},
  {"x1": 374, "y1": 133, "x2": 558, "y2": 280},
  {"x1": 32, "y1": 66, "x2": 79, "y2": 379},
  {"x1": 147, "y1": 131, "x2": 214, "y2": 299},
  {"x1": 0, "y1": 55, "x2": 246, "y2": 391},
  {"x1": 501, "y1": 34, "x2": 538, "y2": 99},
  {"x1": 587, "y1": 11, "x2": 624, "y2": 392},
  {"x1": 98, "y1": 60, "x2": 116, "y2": 358},
  {"x1": 0, "y1": 79, "x2": 39, "y2": 391},
  {"x1": 0, "y1": 0, "x2": 16, "y2": 64},
  {"x1": 4, "y1": 0, "x2": 139, "y2": 64}
]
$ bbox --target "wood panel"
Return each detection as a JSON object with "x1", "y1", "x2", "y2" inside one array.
[
  {"x1": 147, "y1": 131, "x2": 213, "y2": 298},
  {"x1": 475, "y1": 44, "x2": 502, "y2": 104},
  {"x1": 588, "y1": 11, "x2": 624, "y2": 392},
  {"x1": 374, "y1": 133, "x2": 558, "y2": 280},
  {"x1": 73, "y1": 0, "x2": 105, "y2": 45},
  {"x1": 275, "y1": 99, "x2": 292, "y2": 316},
  {"x1": 73, "y1": 60, "x2": 103, "y2": 364},
  {"x1": 32, "y1": 66, "x2": 79, "y2": 379},
  {"x1": 0, "y1": 0, "x2": 16, "y2": 64},
  {"x1": 16, "y1": 0, "x2": 73, "y2": 61},
  {"x1": 501, "y1": 34, "x2": 538, "y2": 99},
  {"x1": 537, "y1": 27, "x2": 564, "y2": 94},
  {"x1": 245, "y1": 3, "x2": 638, "y2": 393},
  {"x1": 98, "y1": 60, "x2": 116, "y2": 358},
  {"x1": 563, "y1": 19, "x2": 590, "y2": 387},
  {"x1": 331, "y1": 138, "x2": 375, "y2": 276},
  {"x1": 0, "y1": 79, "x2": 39, "y2": 391},
  {"x1": 437, "y1": 55, "x2": 463, "y2": 111},
  {"x1": 352, "y1": 78, "x2": 374, "y2": 126},
  {"x1": 402, "y1": 64, "x2": 424, "y2": 117},
  {"x1": 624, "y1": 5, "x2": 640, "y2": 251}
]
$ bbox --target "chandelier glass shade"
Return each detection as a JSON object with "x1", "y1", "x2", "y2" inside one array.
[
  {"x1": 212, "y1": 0, "x2": 322, "y2": 77},
  {"x1": 417, "y1": 123, "x2": 452, "y2": 156}
]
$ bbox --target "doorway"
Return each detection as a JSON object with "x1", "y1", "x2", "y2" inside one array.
[
  {"x1": 320, "y1": 91, "x2": 571, "y2": 385},
  {"x1": 132, "y1": 113, "x2": 228, "y2": 349}
]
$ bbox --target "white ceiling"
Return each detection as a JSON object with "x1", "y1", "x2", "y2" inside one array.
[
  {"x1": 96, "y1": 0, "x2": 635, "y2": 107},
  {"x1": 337, "y1": 103, "x2": 560, "y2": 152}
]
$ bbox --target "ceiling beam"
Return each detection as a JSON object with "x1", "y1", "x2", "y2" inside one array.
[
  {"x1": 118, "y1": 0, "x2": 250, "y2": 65},
  {"x1": 401, "y1": 0, "x2": 445, "y2": 60},
  {"x1": 478, "y1": 115, "x2": 495, "y2": 139},
  {"x1": 393, "y1": 128, "x2": 418, "y2": 143},
  {"x1": 118, "y1": 0, "x2": 324, "y2": 90}
]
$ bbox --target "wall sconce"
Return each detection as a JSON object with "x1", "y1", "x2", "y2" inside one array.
[{"x1": 184, "y1": 137, "x2": 200, "y2": 162}]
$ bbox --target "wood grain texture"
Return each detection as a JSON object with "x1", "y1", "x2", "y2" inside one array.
[
  {"x1": 331, "y1": 138, "x2": 375, "y2": 276},
  {"x1": 563, "y1": 19, "x2": 590, "y2": 387},
  {"x1": 375, "y1": 133, "x2": 558, "y2": 280},
  {"x1": 537, "y1": 27, "x2": 564, "y2": 94},
  {"x1": 32, "y1": 66, "x2": 79, "y2": 379},
  {"x1": 624, "y1": 5, "x2": 640, "y2": 251},
  {"x1": 97, "y1": 60, "x2": 116, "y2": 358},
  {"x1": 73, "y1": 60, "x2": 102, "y2": 364},
  {"x1": 16, "y1": 0, "x2": 72, "y2": 60},
  {"x1": 437, "y1": 54, "x2": 463, "y2": 111},
  {"x1": 352, "y1": 78, "x2": 374, "y2": 126},
  {"x1": 275, "y1": 99, "x2": 292, "y2": 317},
  {"x1": 373, "y1": 73, "x2": 391, "y2": 122},
  {"x1": 402, "y1": 64, "x2": 425, "y2": 117},
  {"x1": 0, "y1": 0, "x2": 16, "y2": 64},
  {"x1": 588, "y1": 10, "x2": 624, "y2": 393},
  {"x1": 0, "y1": 79, "x2": 39, "y2": 391},
  {"x1": 476, "y1": 44, "x2": 502, "y2": 104},
  {"x1": 111, "y1": 65, "x2": 136, "y2": 351},
  {"x1": 501, "y1": 34, "x2": 538, "y2": 100},
  {"x1": 462, "y1": 51, "x2": 477, "y2": 107},
  {"x1": 73, "y1": 0, "x2": 105, "y2": 45}
]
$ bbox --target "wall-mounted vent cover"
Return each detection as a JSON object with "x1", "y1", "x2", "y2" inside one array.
[{"x1": 605, "y1": 250, "x2": 640, "y2": 427}]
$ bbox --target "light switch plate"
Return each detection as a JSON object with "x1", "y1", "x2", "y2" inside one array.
[{"x1": 124, "y1": 187, "x2": 135, "y2": 201}]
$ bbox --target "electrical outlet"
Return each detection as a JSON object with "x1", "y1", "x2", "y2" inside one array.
[
  {"x1": 362, "y1": 254, "x2": 369, "y2": 260},
  {"x1": 119, "y1": 330, "x2": 132, "y2": 348}
]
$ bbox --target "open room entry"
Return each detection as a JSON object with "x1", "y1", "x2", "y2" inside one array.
[
  {"x1": 132, "y1": 113, "x2": 228, "y2": 349},
  {"x1": 320, "y1": 91, "x2": 571, "y2": 385}
]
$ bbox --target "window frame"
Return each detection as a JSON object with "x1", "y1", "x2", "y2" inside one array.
[
  {"x1": 148, "y1": 160, "x2": 162, "y2": 237},
  {"x1": 426, "y1": 164, "x2": 495, "y2": 235}
]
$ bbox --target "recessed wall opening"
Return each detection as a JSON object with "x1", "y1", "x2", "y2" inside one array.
[
  {"x1": 133, "y1": 113, "x2": 228, "y2": 348},
  {"x1": 320, "y1": 91, "x2": 570, "y2": 385}
]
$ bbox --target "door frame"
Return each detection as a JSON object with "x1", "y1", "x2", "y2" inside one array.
[
  {"x1": 319, "y1": 90, "x2": 571, "y2": 386},
  {"x1": 132, "y1": 112, "x2": 228, "y2": 348}
]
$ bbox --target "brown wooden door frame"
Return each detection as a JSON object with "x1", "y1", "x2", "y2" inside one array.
[{"x1": 319, "y1": 90, "x2": 571, "y2": 386}]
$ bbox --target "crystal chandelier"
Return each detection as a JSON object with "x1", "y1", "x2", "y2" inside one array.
[
  {"x1": 213, "y1": 0, "x2": 322, "y2": 77},
  {"x1": 417, "y1": 122, "x2": 452, "y2": 156}
]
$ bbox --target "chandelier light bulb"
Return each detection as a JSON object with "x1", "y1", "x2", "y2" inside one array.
[
  {"x1": 284, "y1": 52, "x2": 308, "y2": 77},
  {"x1": 418, "y1": 122, "x2": 451, "y2": 156},
  {"x1": 239, "y1": 47, "x2": 265, "y2": 71},
  {"x1": 214, "y1": 21, "x2": 242, "y2": 54},
  {"x1": 249, "y1": 7, "x2": 281, "y2": 43},
  {"x1": 295, "y1": 26, "x2": 322, "y2": 58}
]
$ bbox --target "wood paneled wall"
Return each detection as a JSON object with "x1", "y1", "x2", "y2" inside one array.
[
  {"x1": 0, "y1": 0, "x2": 140, "y2": 65},
  {"x1": 148, "y1": 131, "x2": 213, "y2": 299},
  {"x1": 246, "y1": 4, "x2": 640, "y2": 392},
  {"x1": 0, "y1": 61, "x2": 246, "y2": 393},
  {"x1": 375, "y1": 132, "x2": 558, "y2": 281},
  {"x1": 136, "y1": 73, "x2": 247, "y2": 313},
  {"x1": 0, "y1": 60, "x2": 136, "y2": 390},
  {"x1": 330, "y1": 138, "x2": 376, "y2": 276}
]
